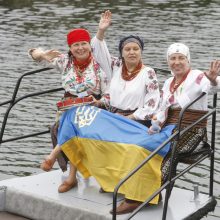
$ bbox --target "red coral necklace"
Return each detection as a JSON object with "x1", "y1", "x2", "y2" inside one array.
[
  {"x1": 121, "y1": 61, "x2": 143, "y2": 81},
  {"x1": 73, "y1": 53, "x2": 92, "y2": 76}
]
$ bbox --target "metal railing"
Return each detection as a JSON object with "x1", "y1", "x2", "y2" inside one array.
[
  {"x1": 0, "y1": 67, "x2": 169, "y2": 145},
  {"x1": 0, "y1": 67, "x2": 63, "y2": 144},
  {"x1": 112, "y1": 92, "x2": 217, "y2": 220}
]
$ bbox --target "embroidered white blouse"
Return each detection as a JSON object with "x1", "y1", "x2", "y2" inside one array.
[
  {"x1": 154, "y1": 69, "x2": 220, "y2": 124},
  {"x1": 40, "y1": 54, "x2": 108, "y2": 97},
  {"x1": 91, "y1": 36, "x2": 160, "y2": 120}
]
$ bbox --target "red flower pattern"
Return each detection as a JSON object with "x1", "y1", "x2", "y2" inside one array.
[
  {"x1": 148, "y1": 70, "x2": 156, "y2": 79},
  {"x1": 195, "y1": 73, "x2": 204, "y2": 85},
  {"x1": 147, "y1": 98, "x2": 156, "y2": 107},
  {"x1": 168, "y1": 94, "x2": 175, "y2": 104}
]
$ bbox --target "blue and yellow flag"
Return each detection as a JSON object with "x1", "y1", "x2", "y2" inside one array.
[{"x1": 58, "y1": 106, "x2": 175, "y2": 203}]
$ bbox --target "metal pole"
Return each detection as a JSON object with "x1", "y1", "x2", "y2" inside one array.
[{"x1": 209, "y1": 94, "x2": 217, "y2": 196}]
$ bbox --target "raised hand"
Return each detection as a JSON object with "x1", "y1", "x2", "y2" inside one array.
[
  {"x1": 42, "y1": 49, "x2": 61, "y2": 62},
  {"x1": 204, "y1": 60, "x2": 220, "y2": 86},
  {"x1": 29, "y1": 48, "x2": 61, "y2": 62},
  {"x1": 99, "y1": 10, "x2": 112, "y2": 32}
]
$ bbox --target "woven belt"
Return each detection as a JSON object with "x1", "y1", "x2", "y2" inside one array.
[
  {"x1": 57, "y1": 96, "x2": 93, "y2": 111},
  {"x1": 110, "y1": 107, "x2": 137, "y2": 116},
  {"x1": 166, "y1": 108, "x2": 208, "y2": 128}
]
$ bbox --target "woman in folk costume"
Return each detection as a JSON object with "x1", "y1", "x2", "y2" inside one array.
[
  {"x1": 91, "y1": 10, "x2": 160, "y2": 126},
  {"x1": 29, "y1": 28, "x2": 108, "y2": 193},
  {"x1": 53, "y1": 42, "x2": 220, "y2": 215},
  {"x1": 29, "y1": 29, "x2": 108, "y2": 99},
  {"x1": 148, "y1": 43, "x2": 220, "y2": 185}
]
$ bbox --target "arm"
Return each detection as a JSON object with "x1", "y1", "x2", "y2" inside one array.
[
  {"x1": 28, "y1": 48, "x2": 61, "y2": 62},
  {"x1": 91, "y1": 10, "x2": 113, "y2": 80},
  {"x1": 132, "y1": 69, "x2": 161, "y2": 120},
  {"x1": 91, "y1": 89, "x2": 110, "y2": 109},
  {"x1": 93, "y1": 72, "x2": 111, "y2": 109},
  {"x1": 204, "y1": 60, "x2": 220, "y2": 93},
  {"x1": 90, "y1": 65, "x2": 110, "y2": 108},
  {"x1": 99, "y1": 68, "x2": 109, "y2": 96},
  {"x1": 148, "y1": 81, "x2": 172, "y2": 134},
  {"x1": 204, "y1": 60, "x2": 220, "y2": 86},
  {"x1": 96, "y1": 10, "x2": 112, "y2": 41},
  {"x1": 28, "y1": 48, "x2": 67, "y2": 73}
]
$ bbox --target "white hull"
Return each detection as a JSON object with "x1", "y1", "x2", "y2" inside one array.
[{"x1": 0, "y1": 169, "x2": 216, "y2": 220}]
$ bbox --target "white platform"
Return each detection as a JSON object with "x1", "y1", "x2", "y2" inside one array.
[{"x1": 0, "y1": 169, "x2": 216, "y2": 220}]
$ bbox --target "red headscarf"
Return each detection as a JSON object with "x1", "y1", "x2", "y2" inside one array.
[{"x1": 67, "y1": 28, "x2": 91, "y2": 46}]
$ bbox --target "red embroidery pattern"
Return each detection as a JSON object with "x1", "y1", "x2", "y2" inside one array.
[
  {"x1": 170, "y1": 69, "x2": 191, "y2": 94},
  {"x1": 195, "y1": 73, "x2": 204, "y2": 85}
]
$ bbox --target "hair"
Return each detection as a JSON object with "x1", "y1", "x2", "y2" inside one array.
[{"x1": 118, "y1": 35, "x2": 144, "y2": 58}]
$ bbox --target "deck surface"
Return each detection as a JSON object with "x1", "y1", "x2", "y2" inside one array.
[{"x1": 0, "y1": 169, "x2": 217, "y2": 220}]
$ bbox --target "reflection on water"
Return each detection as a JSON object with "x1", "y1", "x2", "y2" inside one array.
[{"x1": 0, "y1": 0, "x2": 220, "y2": 218}]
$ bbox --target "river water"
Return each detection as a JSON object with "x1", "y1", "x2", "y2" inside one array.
[{"x1": 0, "y1": 0, "x2": 220, "y2": 219}]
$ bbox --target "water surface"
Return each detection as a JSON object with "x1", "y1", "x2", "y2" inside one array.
[{"x1": 0, "y1": 0, "x2": 220, "y2": 218}]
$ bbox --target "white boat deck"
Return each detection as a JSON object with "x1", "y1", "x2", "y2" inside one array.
[{"x1": 0, "y1": 169, "x2": 216, "y2": 220}]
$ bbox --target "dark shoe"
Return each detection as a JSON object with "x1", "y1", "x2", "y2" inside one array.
[
  {"x1": 99, "y1": 188, "x2": 107, "y2": 193},
  {"x1": 110, "y1": 199, "x2": 142, "y2": 215},
  {"x1": 158, "y1": 193, "x2": 162, "y2": 203},
  {"x1": 110, "y1": 194, "x2": 162, "y2": 215},
  {"x1": 58, "y1": 180, "x2": 77, "y2": 193}
]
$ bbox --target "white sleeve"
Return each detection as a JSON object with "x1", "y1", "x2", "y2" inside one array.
[
  {"x1": 99, "y1": 68, "x2": 109, "y2": 96},
  {"x1": 133, "y1": 69, "x2": 160, "y2": 120},
  {"x1": 153, "y1": 80, "x2": 172, "y2": 125},
  {"x1": 208, "y1": 76, "x2": 220, "y2": 94},
  {"x1": 38, "y1": 54, "x2": 67, "y2": 73},
  {"x1": 91, "y1": 36, "x2": 113, "y2": 81}
]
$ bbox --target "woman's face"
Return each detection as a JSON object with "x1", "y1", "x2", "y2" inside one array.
[
  {"x1": 168, "y1": 53, "x2": 190, "y2": 77},
  {"x1": 122, "y1": 42, "x2": 142, "y2": 66},
  {"x1": 70, "y1": 41, "x2": 91, "y2": 61}
]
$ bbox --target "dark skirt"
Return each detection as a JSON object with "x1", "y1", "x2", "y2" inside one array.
[
  {"x1": 50, "y1": 122, "x2": 69, "y2": 172},
  {"x1": 161, "y1": 126, "x2": 207, "y2": 184}
]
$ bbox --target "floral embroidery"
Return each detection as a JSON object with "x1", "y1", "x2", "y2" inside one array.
[
  {"x1": 168, "y1": 94, "x2": 175, "y2": 104},
  {"x1": 148, "y1": 70, "x2": 156, "y2": 79},
  {"x1": 195, "y1": 73, "x2": 204, "y2": 85},
  {"x1": 149, "y1": 80, "x2": 159, "y2": 90},
  {"x1": 55, "y1": 54, "x2": 107, "y2": 96},
  {"x1": 144, "y1": 113, "x2": 153, "y2": 120},
  {"x1": 93, "y1": 63, "x2": 100, "y2": 72},
  {"x1": 111, "y1": 56, "x2": 121, "y2": 69},
  {"x1": 147, "y1": 98, "x2": 156, "y2": 108}
]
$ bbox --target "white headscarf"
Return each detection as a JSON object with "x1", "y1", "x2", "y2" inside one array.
[{"x1": 167, "y1": 43, "x2": 190, "y2": 63}]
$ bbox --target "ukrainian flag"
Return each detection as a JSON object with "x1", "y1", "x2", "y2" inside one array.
[{"x1": 58, "y1": 106, "x2": 175, "y2": 204}]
